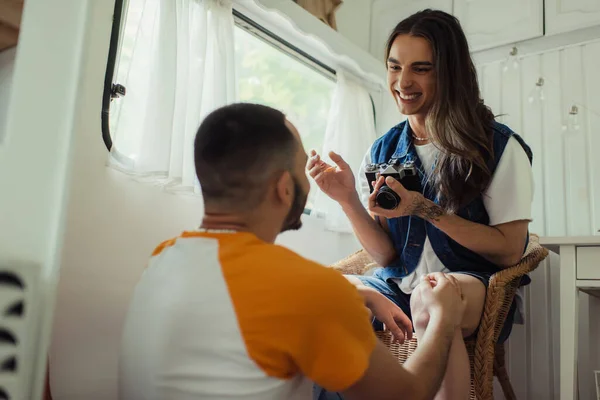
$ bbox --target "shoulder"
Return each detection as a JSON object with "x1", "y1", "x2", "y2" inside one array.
[
  {"x1": 257, "y1": 245, "x2": 364, "y2": 307},
  {"x1": 490, "y1": 121, "x2": 533, "y2": 164},
  {"x1": 270, "y1": 245, "x2": 355, "y2": 288},
  {"x1": 373, "y1": 120, "x2": 406, "y2": 145},
  {"x1": 371, "y1": 120, "x2": 407, "y2": 156}
]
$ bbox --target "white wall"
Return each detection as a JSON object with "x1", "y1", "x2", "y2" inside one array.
[
  {"x1": 0, "y1": 47, "x2": 16, "y2": 141},
  {"x1": 475, "y1": 42, "x2": 600, "y2": 399},
  {"x1": 335, "y1": 0, "x2": 372, "y2": 53},
  {"x1": 49, "y1": 1, "x2": 373, "y2": 399}
]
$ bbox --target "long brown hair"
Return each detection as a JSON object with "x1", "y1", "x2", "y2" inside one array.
[{"x1": 386, "y1": 9, "x2": 495, "y2": 213}]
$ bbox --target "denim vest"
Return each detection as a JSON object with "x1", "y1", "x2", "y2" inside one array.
[{"x1": 371, "y1": 120, "x2": 533, "y2": 285}]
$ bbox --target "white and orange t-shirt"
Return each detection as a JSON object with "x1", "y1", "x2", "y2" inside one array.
[{"x1": 118, "y1": 231, "x2": 377, "y2": 400}]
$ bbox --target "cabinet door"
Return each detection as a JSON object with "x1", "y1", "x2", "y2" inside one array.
[
  {"x1": 545, "y1": 0, "x2": 600, "y2": 35},
  {"x1": 370, "y1": 0, "x2": 453, "y2": 60},
  {"x1": 454, "y1": 0, "x2": 543, "y2": 52}
]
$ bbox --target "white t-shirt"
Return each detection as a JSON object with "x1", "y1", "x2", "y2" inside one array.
[
  {"x1": 357, "y1": 136, "x2": 534, "y2": 322},
  {"x1": 119, "y1": 231, "x2": 376, "y2": 400}
]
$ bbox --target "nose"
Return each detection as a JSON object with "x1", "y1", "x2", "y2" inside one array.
[{"x1": 398, "y1": 69, "x2": 413, "y2": 90}]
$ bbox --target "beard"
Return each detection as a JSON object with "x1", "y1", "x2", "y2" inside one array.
[{"x1": 281, "y1": 178, "x2": 308, "y2": 233}]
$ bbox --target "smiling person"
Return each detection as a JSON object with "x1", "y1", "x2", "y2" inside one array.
[{"x1": 308, "y1": 9, "x2": 534, "y2": 400}]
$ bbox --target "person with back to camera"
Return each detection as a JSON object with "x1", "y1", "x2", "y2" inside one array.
[
  {"x1": 119, "y1": 102, "x2": 470, "y2": 400},
  {"x1": 308, "y1": 9, "x2": 534, "y2": 400}
]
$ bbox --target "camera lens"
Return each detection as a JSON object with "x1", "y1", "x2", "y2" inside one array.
[{"x1": 376, "y1": 186, "x2": 400, "y2": 210}]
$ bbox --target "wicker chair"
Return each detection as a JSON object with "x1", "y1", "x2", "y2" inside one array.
[{"x1": 330, "y1": 234, "x2": 549, "y2": 400}]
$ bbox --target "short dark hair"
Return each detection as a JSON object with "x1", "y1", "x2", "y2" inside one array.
[{"x1": 194, "y1": 103, "x2": 297, "y2": 210}]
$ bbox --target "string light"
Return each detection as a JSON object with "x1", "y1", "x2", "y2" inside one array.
[
  {"x1": 503, "y1": 47, "x2": 520, "y2": 72},
  {"x1": 528, "y1": 77, "x2": 545, "y2": 104}
]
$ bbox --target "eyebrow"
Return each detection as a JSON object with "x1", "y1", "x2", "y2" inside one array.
[{"x1": 387, "y1": 57, "x2": 433, "y2": 67}]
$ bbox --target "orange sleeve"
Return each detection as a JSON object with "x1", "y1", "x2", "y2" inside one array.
[
  {"x1": 291, "y1": 267, "x2": 377, "y2": 392},
  {"x1": 221, "y1": 241, "x2": 377, "y2": 393}
]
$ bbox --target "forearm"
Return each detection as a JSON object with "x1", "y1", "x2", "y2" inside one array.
[
  {"x1": 345, "y1": 275, "x2": 380, "y2": 306},
  {"x1": 402, "y1": 317, "x2": 455, "y2": 399},
  {"x1": 341, "y1": 195, "x2": 397, "y2": 266},
  {"x1": 413, "y1": 199, "x2": 523, "y2": 267}
]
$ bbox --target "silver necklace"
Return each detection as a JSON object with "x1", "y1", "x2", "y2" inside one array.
[
  {"x1": 196, "y1": 227, "x2": 238, "y2": 234},
  {"x1": 412, "y1": 134, "x2": 430, "y2": 142}
]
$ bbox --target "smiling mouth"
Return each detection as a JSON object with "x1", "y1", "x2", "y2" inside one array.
[{"x1": 396, "y1": 90, "x2": 422, "y2": 101}]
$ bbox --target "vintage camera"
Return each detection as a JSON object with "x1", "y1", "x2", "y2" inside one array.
[{"x1": 364, "y1": 159, "x2": 421, "y2": 210}]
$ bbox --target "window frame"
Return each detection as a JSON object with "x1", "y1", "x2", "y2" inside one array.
[{"x1": 100, "y1": 1, "x2": 376, "y2": 216}]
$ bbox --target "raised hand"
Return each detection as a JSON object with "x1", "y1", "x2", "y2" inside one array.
[{"x1": 306, "y1": 150, "x2": 357, "y2": 205}]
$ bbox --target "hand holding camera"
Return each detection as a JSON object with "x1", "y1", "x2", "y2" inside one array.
[{"x1": 366, "y1": 159, "x2": 427, "y2": 219}]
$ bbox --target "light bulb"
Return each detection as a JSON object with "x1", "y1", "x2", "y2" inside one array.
[
  {"x1": 565, "y1": 106, "x2": 581, "y2": 135},
  {"x1": 572, "y1": 114, "x2": 580, "y2": 131}
]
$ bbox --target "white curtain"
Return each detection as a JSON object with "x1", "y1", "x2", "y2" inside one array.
[
  {"x1": 109, "y1": 0, "x2": 236, "y2": 193},
  {"x1": 312, "y1": 70, "x2": 377, "y2": 232}
]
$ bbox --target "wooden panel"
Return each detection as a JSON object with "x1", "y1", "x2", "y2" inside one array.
[
  {"x1": 577, "y1": 247, "x2": 600, "y2": 279},
  {"x1": 521, "y1": 55, "x2": 547, "y2": 235},
  {"x1": 540, "y1": 50, "x2": 568, "y2": 236},
  {"x1": 0, "y1": 0, "x2": 24, "y2": 29},
  {"x1": 0, "y1": 23, "x2": 18, "y2": 52},
  {"x1": 527, "y1": 261, "x2": 554, "y2": 398},
  {"x1": 453, "y1": 0, "x2": 543, "y2": 52},
  {"x1": 545, "y1": 0, "x2": 600, "y2": 36},
  {"x1": 0, "y1": 0, "x2": 23, "y2": 52},
  {"x1": 507, "y1": 299, "x2": 529, "y2": 399},
  {"x1": 481, "y1": 62, "x2": 502, "y2": 119},
  {"x1": 500, "y1": 58, "x2": 522, "y2": 133},
  {"x1": 548, "y1": 254, "x2": 561, "y2": 400},
  {"x1": 560, "y1": 46, "x2": 593, "y2": 236},
  {"x1": 583, "y1": 41, "x2": 600, "y2": 236}
]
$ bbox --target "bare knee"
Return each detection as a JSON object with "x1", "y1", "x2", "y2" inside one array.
[
  {"x1": 449, "y1": 274, "x2": 486, "y2": 337},
  {"x1": 409, "y1": 273, "x2": 486, "y2": 337}
]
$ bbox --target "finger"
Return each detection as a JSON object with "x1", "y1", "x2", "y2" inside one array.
[
  {"x1": 382, "y1": 317, "x2": 405, "y2": 344},
  {"x1": 313, "y1": 170, "x2": 328, "y2": 185},
  {"x1": 418, "y1": 276, "x2": 434, "y2": 293},
  {"x1": 306, "y1": 154, "x2": 319, "y2": 171},
  {"x1": 385, "y1": 176, "x2": 409, "y2": 196},
  {"x1": 427, "y1": 272, "x2": 446, "y2": 283},
  {"x1": 329, "y1": 151, "x2": 351, "y2": 171},
  {"x1": 309, "y1": 149, "x2": 317, "y2": 157},
  {"x1": 373, "y1": 175, "x2": 386, "y2": 191},
  {"x1": 307, "y1": 165, "x2": 323, "y2": 178},
  {"x1": 368, "y1": 182, "x2": 379, "y2": 204},
  {"x1": 393, "y1": 311, "x2": 414, "y2": 340}
]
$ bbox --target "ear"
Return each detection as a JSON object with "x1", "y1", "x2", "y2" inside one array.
[{"x1": 274, "y1": 170, "x2": 293, "y2": 207}]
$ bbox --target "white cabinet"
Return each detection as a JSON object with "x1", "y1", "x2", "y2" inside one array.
[
  {"x1": 453, "y1": 0, "x2": 543, "y2": 51},
  {"x1": 545, "y1": 0, "x2": 600, "y2": 35},
  {"x1": 369, "y1": 0, "x2": 453, "y2": 60}
]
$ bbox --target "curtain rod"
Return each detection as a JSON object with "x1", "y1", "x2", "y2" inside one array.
[{"x1": 233, "y1": 9, "x2": 337, "y2": 82}]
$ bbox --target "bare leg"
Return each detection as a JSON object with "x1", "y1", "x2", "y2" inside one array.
[
  {"x1": 434, "y1": 328, "x2": 470, "y2": 400},
  {"x1": 412, "y1": 273, "x2": 485, "y2": 400}
]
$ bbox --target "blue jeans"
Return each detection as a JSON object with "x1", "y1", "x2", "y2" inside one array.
[{"x1": 312, "y1": 269, "x2": 517, "y2": 400}]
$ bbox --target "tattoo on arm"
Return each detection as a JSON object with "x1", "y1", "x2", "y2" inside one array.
[{"x1": 409, "y1": 196, "x2": 445, "y2": 222}]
